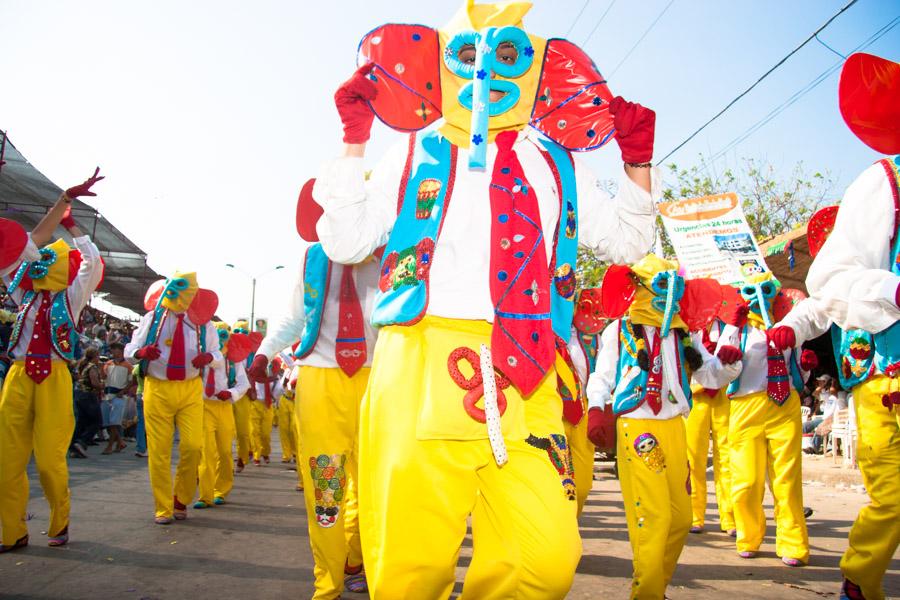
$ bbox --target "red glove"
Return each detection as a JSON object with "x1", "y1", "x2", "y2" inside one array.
[
  {"x1": 191, "y1": 352, "x2": 214, "y2": 369},
  {"x1": 135, "y1": 345, "x2": 161, "y2": 361},
  {"x1": 64, "y1": 167, "x2": 104, "y2": 199},
  {"x1": 716, "y1": 345, "x2": 743, "y2": 365},
  {"x1": 800, "y1": 349, "x2": 819, "y2": 371},
  {"x1": 702, "y1": 340, "x2": 717, "y2": 355},
  {"x1": 216, "y1": 390, "x2": 232, "y2": 401},
  {"x1": 609, "y1": 96, "x2": 656, "y2": 163},
  {"x1": 248, "y1": 354, "x2": 269, "y2": 383},
  {"x1": 895, "y1": 282, "x2": 900, "y2": 308},
  {"x1": 60, "y1": 205, "x2": 76, "y2": 230},
  {"x1": 767, "y1": 326, "x2": 796, "y2": 351},
  {"x1": 586, "y1": 407, "x2": 615, "y2": 450},
  {"x1": 334, "y1": 64, "x2": 378, "y2": 144}
]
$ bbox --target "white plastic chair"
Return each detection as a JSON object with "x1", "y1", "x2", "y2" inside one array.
[
  {"x1": 800, "y1": 406, "x2": 811, "y2": 421},
  {"x1": 828, "y1": 409, "x2": 851, "y2": 466}
]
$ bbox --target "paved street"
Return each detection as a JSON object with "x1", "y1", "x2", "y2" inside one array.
[{"x1": 1, "y1": 437, "x2": 897, "y2": 599}]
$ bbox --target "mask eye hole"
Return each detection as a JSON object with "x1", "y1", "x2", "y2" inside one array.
[
  {"x1": 742, "y1": 286, "x2": 755, "y2": 297},
  {"x1": 496, "y1": 41, "x2": 518, "y2": 65},
  {"x1": 457, "y1": 44, "x2": 476, "y2": 65},
  {"x1": 761, "y1": 282, "x2": 774, "y2": 296}
]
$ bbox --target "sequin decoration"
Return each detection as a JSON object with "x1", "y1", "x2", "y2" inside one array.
[
  {"x1": 309, "y1": 454, "x2": 347, "y2": 528},
  {"x1": 378, "y1": 238, "x2": 436, "y2": 292},
  {"x1": 553, "y1": 263, "x2": 576, "y2": 299},
  {"x1": 526, "y1": 433, "x2": 577, "y2": 501},
  {"x1": 633, "y1": 432, "x2": 665, "y2": 474},
  {"x1": 415, "y1": 179, "x2": 442, "y2": 219}
]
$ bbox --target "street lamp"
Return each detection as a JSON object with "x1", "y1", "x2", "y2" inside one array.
[{"x1": 225, "y1": 263, "x2": 285, "y2": 332}]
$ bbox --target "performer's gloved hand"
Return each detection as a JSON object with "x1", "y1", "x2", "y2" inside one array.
[
  {"x1": 609, "y1": 96, "x2": 656, "y2": 164},
  {"x1": 587, "y1": 407, "x2": 614, "y2": 449},
  {"x1": 800, "y1": 349, "x2": 819, "y2": 372},
  {"x1": 216, "y1": 390, "x2": 232, "y2": 401},
  {"x1": 767, "y1": 325, "x2": 796, "y2": 351},
  {"x1": 135, "y1": 345, "x2": 161, "y2": 361},
  {"x1": 334, "y1": 64, "x2": 378, "y2": 144},
  {"x1": 716, "y1": 345, "x2": 743, "y2": 365},
  {"x1": 64, "y1": 167, "x2": 104, "y2": 200},
  {"x1": 702, "y1": 340, "x2": 717, "y2": 355},
  {"x1": 191, "y1": 352, "x2": 214, "y2": 368},
  {"x1": 60, "y1": 205, "x2": 77, "y2": 230},
  {"x1": 248, "y1": 354, "x2": 269, "y2": 383}
]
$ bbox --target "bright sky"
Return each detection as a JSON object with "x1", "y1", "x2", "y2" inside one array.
[{"x1": 2, "y1": 0, "x2": 898, "y2": 324}]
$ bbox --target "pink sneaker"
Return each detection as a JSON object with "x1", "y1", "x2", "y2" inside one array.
[
  {"x1": 782, "y1": 557, "x2": 803, "y2": 567},
  {"x1": 48, "y1": 527, "x2": 68, "y2": 547},
  {"x1": 739, "y1": 551, "x2": 757, "y2": 559}
]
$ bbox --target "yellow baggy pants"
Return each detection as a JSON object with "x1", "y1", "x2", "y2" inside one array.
[
  {"x1": 198, "y1": 398, "x2": 236, "y2": 504},
  {"x1": 296, "y1": 366, "x2": 367, "y2": 600},
  {"x1": 359, "y1": 316, "x2": 581, "y2": 600},
  {"x1": 565, "y1": 415, "x2": 595, "y2": 516},
  {"x1": 0, "y1": 362, "x2": 73, "y2": 545},
  {"x1": 729, "y1": 389, "x2": 808, "y2": 562},
  {"x1": 617, "y1": 415, "x2": 691, "y2": 600},
  {"x1": 685, "y1": 387, "x2": 734, "y2": 530},
  {"x1": 144, "y1": 376, "x2": 204, "y2": 519},
  {"x1": 278, "y1": 397, "x2": 298, "y2": 462},
  {"x1": 232, "y1": 394, "x2": 252, "y2": 464},
  {"x1": 841, "y1": 375, "x2": 900, "y2": 600},
  {"x1": 250, "y1": 400, "x2": 274, "y2": 461}
]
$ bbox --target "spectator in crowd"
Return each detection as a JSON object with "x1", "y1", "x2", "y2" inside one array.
[
  {"x1": 803, "y1": 376, "x2": 848, "y2": 454},
  {"x1": 132, "y1": 364, "x2": 147, "y2": 458},
  {"x1": 70, "y1": 348, "x2": 103, "y2": 458},
  {"x1": 100, "y1": 342, "x2": 132, "y2": 454},
  {"x1": 92, "y1": 325, "x2": 110, "y2": 356}
]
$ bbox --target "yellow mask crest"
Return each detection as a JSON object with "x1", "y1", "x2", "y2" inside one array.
[
  {"x1": 628, "y1": 254, "x2": 687, "y2": 333},
  {"x1": 160, "y1": 271, "x2": 199, "y2": 314},
  {"x1": 31, "y1": 239, "x2": 72, "y2": 292}
]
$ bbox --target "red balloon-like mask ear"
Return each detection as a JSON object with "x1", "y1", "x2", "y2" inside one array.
[
  {"x1": 187, "y1": 289, "x2": 219, "y2": 325},
  {"x1": 807, "y1": 205, "x2": 839, "y2": 258},
  {"x1": 839, "y1": 52, "x2": 900, "y2": 154},
  {"x1": 247, "y1": 331, "x2": 264, "y2": 354},
  {"x1": 600, "y1": 265, "x2": 637, "y2": 320},
  {"x1": 530, "y1": 39, "x2": 616, "y2": 151},
  {"x1": 144, "y1": 279, "x2": 167, "y2": 311},
  {"x1": 773, "y1": 288, "x2": 807, "y2": 324},
  {"x1": 573, "y1": 287, "x2": 605, "y2": 334},
  {"x1": 679, "y1": 278, "x2": 723, "y2": 332},
  {"x1": 297, "y1": 178, "x2": 324, "y2": 243},
  {"x1": 358, "y1": 24, "x2": 442, "y2": 132},
  {"x1": 0, "y1": 218, "x2": 29, "y2": 272},
  {"x1": 226, "y1": 332, "x2": 253, "y2": 363}
]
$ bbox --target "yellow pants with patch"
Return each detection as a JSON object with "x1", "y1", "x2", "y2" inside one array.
[
  {"x1": 617, "y1": 415, "x2": 691, "y2": 600},
  {"x1": 729, "y1": 389, "x2": 808, "y2": 562},
  {"x1": 685, "y1": 387, "x2": 734, "y2": 530},
  {"x1": 278, "y1": 397, "x2": 298, "y2": 462},
  {"x1": 841, "y1": 375, "x2": 900, "y2": 600},
  {"x1": 0, "y1": 362, "x2": 73, "y2": 545},
  {"x1": 198, "y1": 398, "x2": 236, "y2": 503},
  {"x1": 565, "y1": 415, "x2": 595, "y2": 516},
  {"x1": 144, "y1": 376, "x2": 204, "y2": 518},
  {"x1": 250, "y1": 401, "x2": 274, "y2": 461},
  {"x1": 232, "y1": 395, "x2": 252, "y2": 464},
  {"x1": 296, "y1": 366, "x2": 367, "y2": 600},
  {"x1": 359, "y1": 316, "x2": 581, "y2": 600}
]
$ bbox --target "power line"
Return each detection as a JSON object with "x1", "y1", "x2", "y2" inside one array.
[
  {"x1": 705, "y1": 14, "x2": 900, "y2": 165},
  {"x1": 657, "y1": 0, "x2": 860, "y2": 164},
  {"x1": 565, "y1": 0, "x2": 593, "y2": 38},
  {"x1": 608, "y1": 0, "x2": 676, "y2": 78},
  {"x1": 582, "y1": 0, "x2": 617, "y2": 48}
]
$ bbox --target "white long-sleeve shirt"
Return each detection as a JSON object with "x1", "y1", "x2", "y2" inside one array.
[
  {"x1": 202, "y1": 360, "x2": 250, "y2": 403},
  {"x1": 256, "y1": 250, "x2": 380, "y2": 367},
  {"x1": 314, "y1": 130, "x2": 658, "y2": 322},
  {"x1": 8, "y1": 235, "x2": 103, "y2": 361},
  {"x1": 806, "y1": 162, "x2": 900, "y2": 333},
  {"x1": 1, "y1": 235, "x2": 40, "y2": 278},
  {"x1": 778, "y1": 297, "x2": 833, "y2": 346},
  {"x1": 250, "y1": 378, "x2": 284, "y2": 405},
  {"x1": 718, "y1": 324, "x2": 808, "y2": 398},
  {"x1": 125, "y1": 311, "x2": 223, "y2": 381},
  {"x1": 587, "y1": 322, "x2": 740, "y2": 420}
]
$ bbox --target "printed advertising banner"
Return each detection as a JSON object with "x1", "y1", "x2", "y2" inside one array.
[{"x1": 658, "y1": 192, "x2": 768, "y2": 285}]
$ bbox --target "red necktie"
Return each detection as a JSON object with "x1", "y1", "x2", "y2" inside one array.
[
  {"x1": 204, "y1": 367, "x2": 216, "y2": 398},
  {"x1": 335, "y1": 265, "x2": 366, "y2": 377},
  {"x1": 489, "y1": 130, "x2": 554, "y2": 396},
  {"x1": 166, "y1": 313, "x2": 186, "y2": 381},
  {"x1": 643, "y1": 329, "x2": 663, "y2": 415},
  {"x1": 766, "y1": 344, "x2": 791, "y2": 406},
  {"x1": 25, "y1": 291, "x2": 53, "y2": 384}
]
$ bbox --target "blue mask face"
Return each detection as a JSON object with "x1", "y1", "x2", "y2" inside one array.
[
  {"x1": 741, "y1": 280, "x2": 778, "y2": 328},
  {"x1": 443, "y1": 25, "x2": 535, "y2": 169},
  {"x1": 217, "y1": 328, "x2": 230, "y2": 350},
  {"x1": 649, "y1": 270, "x2": 684, "y2": 338}
]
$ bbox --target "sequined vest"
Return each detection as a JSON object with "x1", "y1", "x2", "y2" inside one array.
[
  {"x1": 9, "y1": 290, "x2": 79, "y2": 361},
  {"x1": 293, "y1": 243, "x2": 332, "y2": 359}
]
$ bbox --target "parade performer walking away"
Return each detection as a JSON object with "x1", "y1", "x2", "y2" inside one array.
[
  {"x1": 717, "y1": 273, "x2": 817, "y2": 567},
  {"x1": 230, "y1": 320, "x2": 255, "y2": 473},
  {"x1": 311, "y1": 2, "x2": 662, "y2": 594},
  {"x1": 0, "y1": 168, "x2": 105, "y2": 552},
  {"x1": 782, "y1": 52, "x2": 900, "y2": 600},
  {"x1": 249, "y1": 179, "x2": 380, "y2": 599},
  {"x1": 249, "y1": 358, "x2": 282, "y2": 466},
  {"x1": 685, "y1": 318, "x2": 736, "y2": 536},
  {"x1": 124, "y1": 273, "x2": 220, "y2": 524},
  {"x1": 586, "y1": 255, "x2": 742, "y2": 599},
  {"x1": 193, "y1": 322, "x2": 252, "y2": 509}
]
